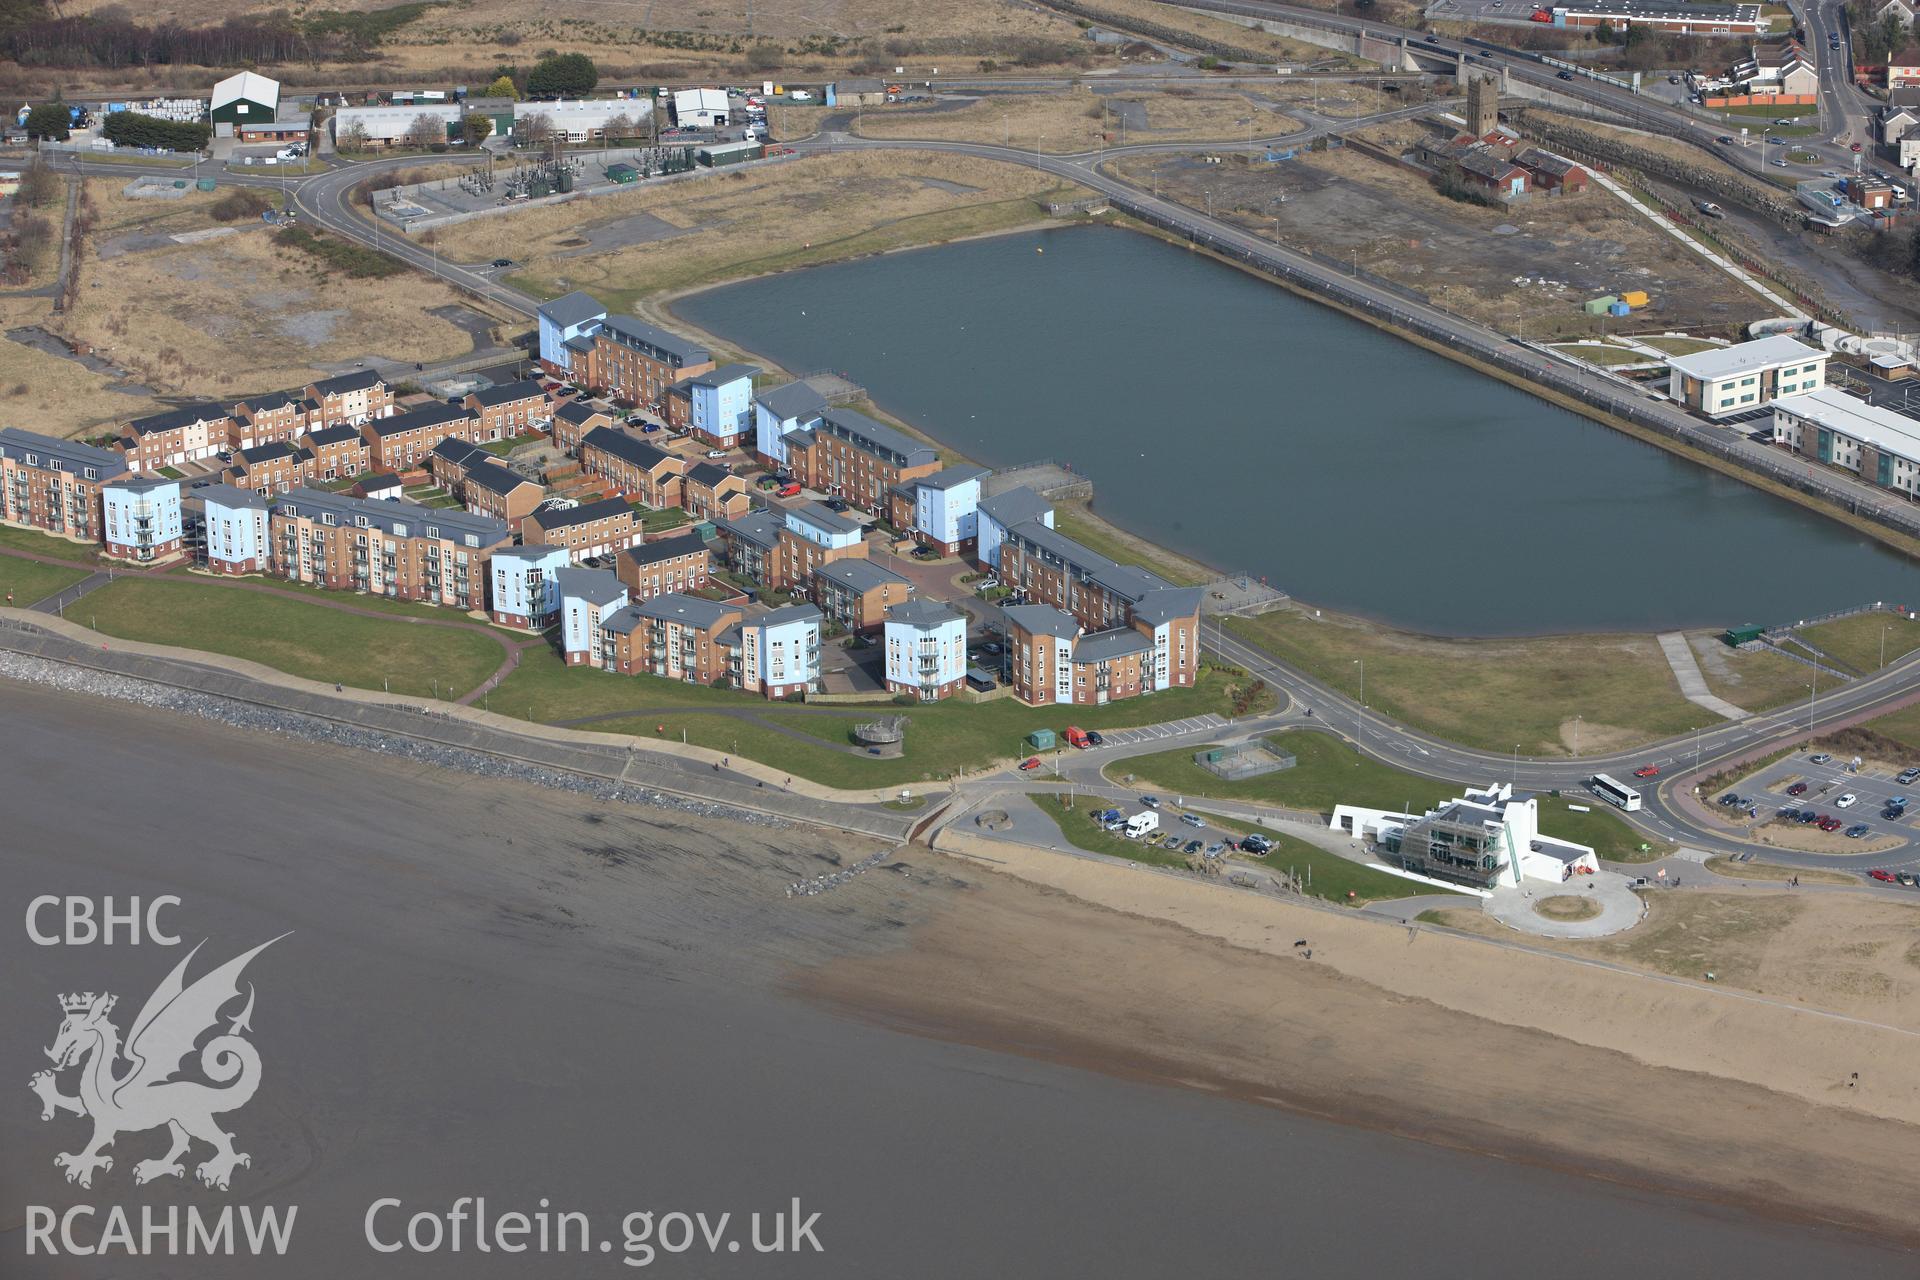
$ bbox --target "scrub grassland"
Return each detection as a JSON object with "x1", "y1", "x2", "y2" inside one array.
[
  {"x1": 54, "y1": 178, "x2": 500, "y2": 398},
  {"x1": 427, "y1": 152, "x2": 1078, "y2": 313},
  {"x1": 1797, "y1": 612, "x2": 1920, "y2": 674},
  {"x1": 845, "y1": 88, "x2": 1301, "y2": 152},
  {"x1": 1224, "y1": 606, "x2": 1805, "y2": 756}
]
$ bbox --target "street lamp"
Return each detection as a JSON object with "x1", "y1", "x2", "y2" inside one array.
[{"x1": 1353, "y1": 657, "x2": 1364, "y2": 743}]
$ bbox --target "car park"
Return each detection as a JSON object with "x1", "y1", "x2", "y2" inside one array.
[
  {"x1": 1837, "y1": 793, "x2": 1857, "y2": 808},
  {"x1": 1786, "y1": 782, "x2": 1808, "y2": 795},
  {"x1": 1633, "y1": 765, "x2": 1659, "y2": 778},
  {"x1": 1847, "y1": 824, "x2": 1871, "y2": 838}
]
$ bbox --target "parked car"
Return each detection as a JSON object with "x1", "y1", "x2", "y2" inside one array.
[
  {"x1": 1837, "y1": 793, "x2": 1858, "y2": 808},
  {"x1": 776, "y1": 482, "x2": 802, "y2": 497},
  {"x1": 1852, "y1": 141, "x2": 1864, "y2": 152},
  {"x1": 640, "y1": 423, "x2": 660, "y2": 433},
  {"x1": 1898, "y1": 767, "x2": 1920, "y2": 785},
  {"x1": 910, "y1": 546, "x2": 937, "y2": 560},
  {"x1": 1184, "y1": 839, "x2": 1204, "y2": 854},
  {"x1": 1786, "y1": 781, "x2": 1808, "y2": 796},
  {"x1": 1018, "y1": 756, "x2": 1041, "y2": 771},
  {"x1": 1810, "y1": 753, "x2": 1833, "y2": 764},
  {"x1": 824, "y1": 497, "x2": 850, "y2": 512},
  {"x1": 1870, "y1": 868, "x2": 1897, "y2": 881},
  {"x1": 1085, "y1": 730, "x2": 1103, "y2": 746},
  {"x1": 704, "y1": 448, "x2": 729, "y2": 459},
  {"x1": 1241, "y1": 834, "x2": 1273, "y2": 855},
  {"x1": 1633, "y1": 765, "x2": 1659, "y2": 778},
  {"x1": 1718, "y1": 793, "x2": 1742, "y2": 807},
  {"x1": 1847, "y1": 824, "x2": 1872, "y2": 838},
  {"x1": 1180, "y1": 812, "x2": 1205, "y2": 828},
  {"x1": 1819, "y1": 816, "x2": 1844, "y2": 831},
  {"x1": 1204, "y1": 843, "x2": 1225, "y2": 857},
  {"x1": 1139, "y1": 795, "x2": 1161, "y2": 809},
  {"x1": 1798, "y1": 810, "x2": 1820, "y2": 824}
]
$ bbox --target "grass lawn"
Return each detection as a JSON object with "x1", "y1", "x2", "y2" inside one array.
[
  {"x1": 1109, "y1": 729, "x2": 1457, "y2": 815},
  {"x1": 1224, "y1": 609, "x2": 1704, "y2": 756},
  {"x1": 1691, "y1": 634, "x2": 1817, "y2": 714},
  {"x1": 1030, "y1": 793, "x2": 1188, "y2": 869},
  {"x1": 1533, "y1": 794, "x2": 1671, "y2": 862},
  {"x1": 1203, "y1": 812, "x2": 1452, "y2": 904},
  {"x1": 1637, "y1": 336, "x2": 1722, "y2": 356},
  {"x1": 482, "y1": 433, "x2": 543, "y2": 456},
  {"x1": 0, "y1": 525, "x2": 96, "y2": 562},
  {"x1": 1859, "y1": 702, "x2": 1920, "y2": 754},
  {"x1": 1704, "y1": 856, "x2": 1854, "y2": 884},
  {"x1": 1798, "y1": 612, "x2": 1920, "y2": 674},
  {"x1": 1552, "y1": 343, "x2": 1653, "y2": 367},
  {"x1": 81, "y1": 578, "x2": 504, "y2": 699},
  {"x1": 0, "y1": 557, "x2": 91, "y2": 607},
  {"x1": 501, "y1": 664, "x2": 1260, "y2": 787},
  {"x1": 637, "y1": 505, "x2": 691, "y2": 533},
  {"x1": 1052, "y1": 510, "x2": 1207, "y2": 586}
]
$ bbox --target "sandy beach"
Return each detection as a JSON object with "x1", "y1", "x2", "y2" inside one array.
[{"x1": 799, "y1": 835, "x2": 1920, "y2": 1245}]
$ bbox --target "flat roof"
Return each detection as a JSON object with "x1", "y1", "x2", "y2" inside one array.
[
  {"x1": 1775, "y1": 386, "x2": 1920, "y2": 459},
  {"x1": 1555, "y1": 0, "x2": 1761, "y2": 17},
  {"x1": 1667, "y1": 334, "x2": 1823, "y2": 381}
]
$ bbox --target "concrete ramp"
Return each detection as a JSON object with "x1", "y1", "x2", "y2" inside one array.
[{"x1": 1658, "y1": 632, "x2": 1749, "y2": 721}]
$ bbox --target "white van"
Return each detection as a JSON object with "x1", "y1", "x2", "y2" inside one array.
[{"x1": 1124, "y1": 811, "x2": 1160, "y2": 839}]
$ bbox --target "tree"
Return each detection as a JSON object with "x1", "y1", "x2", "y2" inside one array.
[
  {"x1": 15, "y1": 156, "x2": 57, "y2": 207},
  {"x1": 517, "y1": 111, "x2": 554, "y2": 145},
  {"x1": 526, "y1": 52, "x2": 597, "y2": 98},
  {"x1": 98, "y1": 109, "x2": 209, "y2": 151},
  {"x1": 24, "y1": 101, "x2": 69, "y2": 142},
  {"x1": 337, "y1": 120, "x2": 370, "y2": 153},
  {"x1": 746, "y1": 42, "x2": 783, "y2": 71},
  {"x1": 459, "y1": 114, "x2": 493, "y2": 147},
  {"x1": 486, "y1": 73, "x2": 519, "y2": 101},
  {"x1": 1909, "y1": 225, "x2": 1920, "y2": 279},
  {"x1": 404, "y1": 112, "x2": 448, "y2": 147},
  {"x1": 601, "y1": 111, "x2": 635, "y2": 141}
]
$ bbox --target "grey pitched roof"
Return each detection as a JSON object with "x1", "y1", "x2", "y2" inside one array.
[
  {"x1": 104, "y1": 475, "x2": 179, "y2": 496},
  {"x1": 685, "y1": 363, "x2": 759, "y2": 389},
  {"x1": 622, "y1": 530, "x2": 709, "y2": 566},
  {"x1": 554, "y1": 566, "x2": 627, "y2": 608},
  {"x1": 357, "y1": 471, "x2": 404, "y2": 492},
  {"x1": 581, "y1": 425, "x2": 675, "y2": 470},
  {"x1": 430, "y1": 437, "x2": 487, "y2": 466},
  {"x1": 1130, "y1": 586, "x2": 1203, "y2": 626},
  {"x1": 492, "y1": 543, "x2": 570, "y2": 565},
  {"x1": 1003, "y1": 518, "x2": 1172, "y2": 604},
  {"x1": 468, "y1": 378, "x2": 547, "y2": 408},
  {"x1": 194, "y1": 480, "x2": 268, "y2": 510},
  {"x1": 274, "y1": 487, "x2": 509, "y2": 545},
  {"x1": 685, "y1": 461, "x2": 733, "y2": 488},
  {"x1": 554, "y1": 400, "x2": 607, "y2": 425},
  {"x1": 913, "y1": 464, "x2": 987, "y2": 491},
  {"x1": 753, "y1": 381, "x2": 828, "y2": 422},
  {"x1": 885, "y1": 598, "x2": 962, "y2": 627},
  {"x1": 304, "y1": 424, "x2": 363, "y2": 449},
  {"x1": 978, "y1": 485, "x2": 1052, "y2": 529},
  {"x1": 634, "y1": 592, "x2": 737, "y2": 629},
  {"x1": 715, "y1": 509, "x2": 783, "y2": 550},
  {"x1": 237, "y1": 391, "x2": 302, "y2": 415},
  {"x1": 538, "y1": 290, "x2": 607, "y2": 330},
  {"x1": 366, "y1": 403, "x2": 473, "y2": 438},
  {"x1": 309, "y1": 368, "x2": 384, "y2": 396},
  {"x1": 1073, "y1": 626, "x2": 1151, "y2": 663},
  {"x1": 237, "y1": 439, "x2": 300, "y2": 465},
  {"x1": 813, "y1": 558, "x2": 911, "y2": 593},
  {"x1": 600, "y1": 315, "x2": 710, "y2": 366},
  {"x1": 127, "y1": 402, "x2": 229, "y2": 435},
  {"x1": 1003, "y1": 602, "x2": 1079, "y2": 640},
  {"x1": 0, "y1": 428, "x2": 128, "y2": 478},
  {"x1": 462, "y1": 457, "x2": 537, "y2": 496},
  {"x1": 816, "y1": 406, "x2": 936, "y2": 468},
  {"x1": 752, "y1": 602, "x2": 821, "y2": 628},
  {"x1": 788, "y1": 501, "x2": 861, "y2": 537},
  {"x1": 529, "y1": 496, "x2": 632, "y2": 530}
]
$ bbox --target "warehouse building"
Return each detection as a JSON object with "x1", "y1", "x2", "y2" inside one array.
[
  {"x1": 1772, "y1": 387, "x2": 1920, "y2": 496},
  {"x1": 332, "y1": 102, "x2": 462, "y2": 148},
  {"x1": 1548, "y1": 0, "x2": 1767, "y2": 35},
  {"x1": 673, "y1": 87, "x2": 730, "y2": 128},
  {"x1": 514, "y1": 98, "x2": 650, "y2": 143},
  {"x1": 210, "y1": 71, "x2": 279, "y2": 136}
]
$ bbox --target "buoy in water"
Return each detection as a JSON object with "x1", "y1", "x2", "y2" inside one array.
[{"x1": 1036, "y1": 246, "x2": 1043, "y2": 253}]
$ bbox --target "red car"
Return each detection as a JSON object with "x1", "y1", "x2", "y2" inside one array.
[
  {"x1": 1819, "y1": 816, "x2": 1844, "y2": 831},
  {"x1": 1633, "y1": 765, "x2": 1659, "y2": 778},
  {"x1": 1018, "y1": 756, "x2": 1042, "y2": 771},
  {"x1": 1786, "y1": 782, "x2": 1808, "y2": 796},
  {"x1": 1870, "y1": 869, "x2": 1897, "y2": 882},
  {"x1": 778, "y1": 482, "x2": 802, "y2": 497},
  {"x1": 1852, "y1": 142, "x2": 1864, "y2": 152}
]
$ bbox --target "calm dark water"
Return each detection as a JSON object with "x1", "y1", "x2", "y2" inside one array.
[{"x1": 678, "y1": 224, "x2": 1920, "y2": 636}]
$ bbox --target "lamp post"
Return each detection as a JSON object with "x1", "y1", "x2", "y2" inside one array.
[
  {"x1": 1353, "y1": 657, "x2": 1364, "y2": 744},
  {"x1": 1572, "y1": 714, "x2": 1580, "y2": 757}
]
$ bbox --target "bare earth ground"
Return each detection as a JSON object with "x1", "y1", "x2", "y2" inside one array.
[
  {"x1": 805, "y1": 835, "x2": 1920, "y2": 1244},
  {"x1": 0, "y1": 298, "x2": 142, "y2": 437},
  {"x1": 56, "y1": 213, "x2": 482, "y2": 398},
  {"x1": 849, "y1": 89, "x2": 1301, "y2": 152},
  {"x1": 433, "y1": 152, "x2": 1072, "y2": 310},
  {"x1": 1114, "y1": 142, "x2": 1763, "y2": 338},
  {"x1": 1084, "y1": 0, "x2": 1370, "y2": 64}
]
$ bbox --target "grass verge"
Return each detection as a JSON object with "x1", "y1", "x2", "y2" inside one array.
[
  {"x1": 1030, "y1": 793, "x2": 1188, "y2": 868},
  {"x1": 81, "y1": 578, "x2": 502, "y2": 698},
  {"x1": 0, "y1": 557, "x2": 91, "y2": 607},
  {"x1": 1108, "y1": 728, "x2": 1455, "y2": 815},
  {"x1": 1798, "y1": 612, "x2": 1920, "y2": 675},
  {"x1": 1704, "y1": 856, "x2": 1855, "y2": 884}
]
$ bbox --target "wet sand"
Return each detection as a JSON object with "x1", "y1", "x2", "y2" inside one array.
[{"x1": 2, "y1": 682, "x2": 1915, "y2": 1276}]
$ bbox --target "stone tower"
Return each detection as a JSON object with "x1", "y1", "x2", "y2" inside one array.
[{"x1": 1466, "y1": 74, "x2": 1497, "y2": 139}]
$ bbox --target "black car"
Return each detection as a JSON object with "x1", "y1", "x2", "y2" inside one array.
[
  {"x1": 824, "y1": 497, "x2": 850, "y2": 512},
  {"x1": 1424, "y1": 33, "x2": 1440, "y2": 42},
  {"x1": 1557, "y1": 70, "x2": 1574, "y2": 80},
  {"x1": 490, "y1": 258, "x2": 513, "y2": 268},
  {"x1": 1085, "y1": 730, "x2": 1104, "y2": 746},
  {"x1": 1716, "y1": 135, "x2": 1735, "y2": 143}
]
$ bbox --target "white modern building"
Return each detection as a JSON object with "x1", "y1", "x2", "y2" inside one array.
[
  {"x1": 1330, "y1": 783, "x2": 1599, "y2": 893},
  {"x1": 102, "y1": 477, "x2": 182, "y2": 564},
  {"x1": 733, "y1": 603, "x2": 822, "y2": 698},
  {"x1": 897, "y1": 465, "x2": 985, "y2": 557},
  {"x1": 975, "y1": 484, "x2": 1053, "y2": 571},
  {"x1": 784, "y1": 502, "x2": 863, "y2": 552},
  {"x1": 1772, "y1": 386, "x2": 1920, "y2": 495},
  {"x1": 684, "y1": 364, "x2": 758, "y2": 447},
  {"x1": 199, "y1": 484, "x2": 271, "y2": 575},
  {"x1": 556, "y1": 567, "x2": 628, "y2": 666},
  {"x1": 488, "y1": 544, "x2": 571, "y2": 630},
  {"x1": 1667, "y1": 334, "x2": 1827, "y2": 418},
  {"x1": 752, "y1": 381, "x2": 828, "y2": 468},
  {"x1": 332, "y1": 102, "x2": 462, "y2": 147},
  {"x1": 672, "y1": 87, "x2": 730, "y2": 128},
  {"x1": 514, "y1": 98, "x2": 650, "y2": 143},
  {"x1": 883, "y1": 599, "x2": 968, "y2": 701}
]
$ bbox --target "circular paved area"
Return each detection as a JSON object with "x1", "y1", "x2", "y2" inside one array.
[{"x1": 1483, "y1": 871, "x2": 1646, "y2": 939}]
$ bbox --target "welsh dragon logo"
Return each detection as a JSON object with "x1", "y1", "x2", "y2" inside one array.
[{"x1": 29, "y1": 936, "x2": 285, "y2": 1191}]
